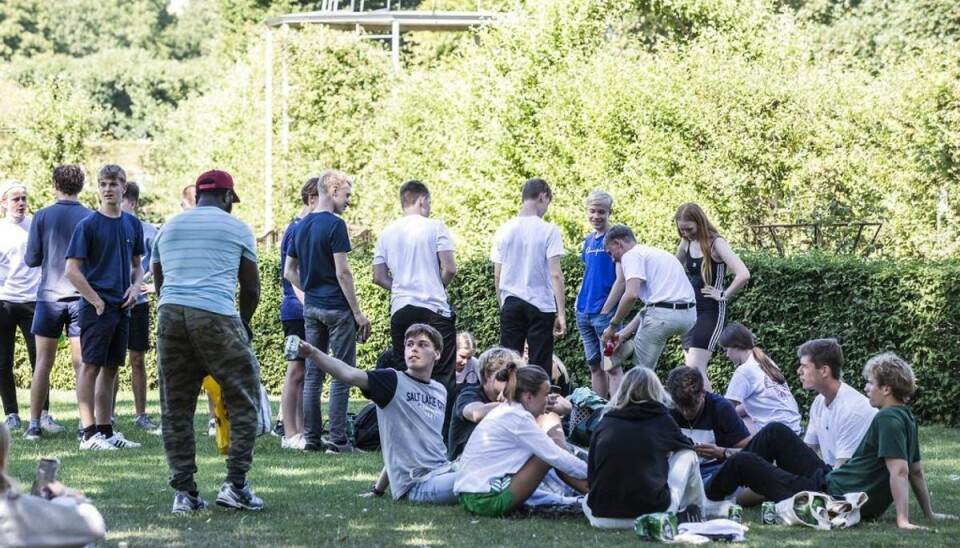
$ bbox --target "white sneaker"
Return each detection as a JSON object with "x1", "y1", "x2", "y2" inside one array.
[
  {"x1": 281, "y1": 433, "x2": 306, "y2": 450},
  {"x1": 104, "y1": 431, "x2": 141, "y2": 449},
  {"x1": 80, "y1": 432, "x2": 118, "y2": 451}
]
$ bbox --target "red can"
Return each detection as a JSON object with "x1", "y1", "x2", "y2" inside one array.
[{"x1": 603, "y1": 335, "x2": 619, "y2": 357}]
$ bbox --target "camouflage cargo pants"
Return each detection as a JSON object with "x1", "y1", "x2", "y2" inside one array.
[{"x1": 157, "y1": 304, "x2": 261, "y2": 492}]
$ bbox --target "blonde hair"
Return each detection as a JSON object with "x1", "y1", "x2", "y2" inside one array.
[
  {"x1": 317, "y1": 170, "x2": 351, "y2": 196},
  {"x1": 586, "y1": 190, "x2": 613, "y2": 209},
  {"x1": 456, "y1": 332, "x2": 476, "y2": 352},
  {"x1": 606, "y1": 367, "x2": 672, "y2": 414},
  {"x1": 863, "y1": 352, "x2": 916, "y2": 403},
  {"x1": 477, "y1": 346, "x2": 522, "y2": 382},
  {"x1": 675, "y1": 202, "x2": 722, "y2": 285}
]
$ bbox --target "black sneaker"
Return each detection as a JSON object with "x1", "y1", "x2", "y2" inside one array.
[
  {"x1": 215, "y1": 481, "x2": 264, "y2": 511},
  {"x1": 677, "y1": 504, "x2": 703, "y2": 524},
  {"x1": 272, "y1": 420, "x2": 284, "y2": 438},
  {"x1": 23, "y1": 425, "x2": 41, "y2": 441}
]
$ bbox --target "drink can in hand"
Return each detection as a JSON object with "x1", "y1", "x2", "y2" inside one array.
[
  {"x1": 283, "y1": 335, "x2": 302, "y2": 361},
  {"x1": 603, "y1": 335, "x2": 619, "y2": 357}
]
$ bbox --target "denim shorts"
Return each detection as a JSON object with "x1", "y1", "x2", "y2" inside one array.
[
  {"x1": 31, "y1": 298, "x2": 81, "y2": 339},
  {"x1": 79, "y1": 301, "x2": 129, "y2": 367},
  {"x1": 575, "y1": 310, "x2": 615, "y2": 368}
]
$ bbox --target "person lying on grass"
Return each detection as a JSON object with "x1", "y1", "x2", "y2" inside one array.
[
  {"x1": 454, "y1": 364, "x2": 588, "y2": 517},
  {"x1": 294, "y1": 323, "x2": 457, "y2": 504},
  {"x1": 705, "y1": 352, "x2": 959, "y2": 529}
]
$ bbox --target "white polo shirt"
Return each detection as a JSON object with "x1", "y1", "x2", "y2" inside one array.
[
  {"x1": 619, "y1": 244, "x2": 695, "y2": 305},
  {"x1": 804, "y1": 382, "x2": 878, "y2": 466}
]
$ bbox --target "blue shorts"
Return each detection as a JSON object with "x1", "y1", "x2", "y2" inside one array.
[
  {"x1": 79, "y1": 301, "x2": 129, "y2": 368},
  {"x1": 127, "y1": 302, "x2": 150, "y2": 352},
  {"x1": 575, "y1": 310, "x2": 615, "y2": 369},
  {"x1": 31, "y1": 299, "x2": 81, "y2": 339}
]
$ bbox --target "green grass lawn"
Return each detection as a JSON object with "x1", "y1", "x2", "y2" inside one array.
[{"x1": 7, "y1": 389, "x2": 960, "y2": 547}]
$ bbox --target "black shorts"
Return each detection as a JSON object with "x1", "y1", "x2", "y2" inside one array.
[
  {"x1": 128, "y1": 302, "x2": 150, "y2": 352},
  {"x1": 282, "y1": 319, "x2": 306, "y2": 361},
  {"x1": 682, "y1": 302, "x2": 727, "y2": 352},
  {"x1": 79, "y1": 302, "x2": 129, "y2": 368}
]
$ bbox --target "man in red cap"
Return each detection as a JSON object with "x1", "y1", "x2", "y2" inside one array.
[{"x1": 151, "y1": 169, "x2": 265, "y2": 513}]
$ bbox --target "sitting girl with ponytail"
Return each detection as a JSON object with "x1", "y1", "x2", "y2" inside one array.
[
  {"x1": 719, "y1": 323, "x2": 801, "y2": 434},
  {"x1": 454, "y1": 364, "x2": 588, "y2": 517}
]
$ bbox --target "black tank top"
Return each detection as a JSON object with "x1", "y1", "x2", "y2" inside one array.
[{"x1": 685, "y1": 239, "x2": 726, "y2": 309}]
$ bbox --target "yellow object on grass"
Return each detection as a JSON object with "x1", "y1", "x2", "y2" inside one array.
[{"x1": 202, "y1": 376, "x2": 230, "y2": 455}]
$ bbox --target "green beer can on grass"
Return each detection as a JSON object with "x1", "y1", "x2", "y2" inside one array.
[
  {"x1": 761, "y1": 501, "x2": 778, "y2": 524},
  {"x1": 635, "y1": 512, "x2": 678, "y2": 541}
]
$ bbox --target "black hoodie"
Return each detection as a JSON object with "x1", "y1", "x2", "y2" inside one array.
[{"x1": 586, "y1": 400, "x2": 694, "y2": 519}]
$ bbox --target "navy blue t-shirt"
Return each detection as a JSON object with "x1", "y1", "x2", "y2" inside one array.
[
  {"x1": 576, "y1": 231, "x2": 617, "y2": 314},
  {"x1": 25, "y1": 200, "x2": 93, "y2": 302},
  {"x1": 670, "y1": 392, "x2": 750, "y2": 479},
  {"x1": 287, "y1": 211, "x2": 351, "y2": 310},
  {"x1": 65, "y1": 211, "x2": 144, "y2": 306},
  {"x1": 279, "y1": 216, "x2": 304, "y2": 321}
]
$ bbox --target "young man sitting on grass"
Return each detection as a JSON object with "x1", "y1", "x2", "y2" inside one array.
[
  {"x1": 705, "y1": 352, "x2": 958, "y2": 529},
  {"x1": 294, "y1": 324, "x2": 458, "y2": 504}
]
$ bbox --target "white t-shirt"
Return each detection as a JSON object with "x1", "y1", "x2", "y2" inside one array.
[
  {"x1": 619, "y1": 244, "x2": 695, "y2": 305},
  {"x1": 804, "y1": 382, "x2": 877, "y2": 466},
  {"x1": 0, "y1": 217, "x2": 40, "y2": 303},
  {"x1": 490, "y1": 216, "x2": 565, "y2": 313},
  {"x1": 454, "y1": 402, "x2": 586, "y2": 494},
  {"x1": 373, "y1": 215, "x2": 454, "y2": 317},
  {"x1": 725, "y1": 355, "x2": 802, "y2": 433}
]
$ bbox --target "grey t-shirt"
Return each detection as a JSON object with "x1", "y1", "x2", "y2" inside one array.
[{"x1": 365, "y1": 369, "x2": 449, "y2": 500}]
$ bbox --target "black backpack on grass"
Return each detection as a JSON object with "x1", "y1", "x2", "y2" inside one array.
[{"x1": 353, "y1": 402, "x2": 380, "y2": 451}]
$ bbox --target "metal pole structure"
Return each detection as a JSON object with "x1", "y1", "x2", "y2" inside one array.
[
  {"x1": 281, "y1": 23, "x2": 290, "y2": 156},
  {"x1": 264, "y1": 27, "x2": 274, "y2": 234},
  {"x1": 391, "y1": 20, "x2": 400, "y2": 73}
]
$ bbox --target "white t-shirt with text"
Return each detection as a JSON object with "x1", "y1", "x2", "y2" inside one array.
[{"x1": 725, "y1": 355, "x2": 802, "y2": 433}]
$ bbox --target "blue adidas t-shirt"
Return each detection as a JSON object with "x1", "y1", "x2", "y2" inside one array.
[
  {"x1": 279, "y1": 216, "x2": 304, "y2": 321},
  {"x1": 65, "y1": 211, "x2": 144, "y2": 306},
  {"x1": 287, "y1": 211, "x2": 351, "y2": 310},
  {"x1": 576, "y1": 230, "x2": 617, "y2": 314},
  {"x1": 25, "y1": 200, "x2": 93, "y2": 302}
]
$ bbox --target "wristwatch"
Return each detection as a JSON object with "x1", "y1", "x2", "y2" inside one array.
[{"x1": 723, "y1": 448, "x2": 733, "y2": 460}]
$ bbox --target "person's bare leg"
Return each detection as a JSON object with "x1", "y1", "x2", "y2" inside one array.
[
  {"x1": 30, "y1": 336, "x2": 58, "y2": 422},
  {"x1": 69, "y1": 337, "x2": 82, "y2": 419},
  {"x1": 589, "y1": 365, "x2": 608, "y2": 399},
  {"x1": 737, "y1": 488, "x2": 766, "y2": 507},
  {"x1": 129, "y1": 350, "x2": 147, "y2": 415},
  {"x1": 94, "y1": 367, "x2": 119, "y2": 427},
  {"x1": 606, "y1": 366, "x2": 623, "y2": 398},
  {"x1": 280, "y1": 360, "x2": 305, "y2": 438},
  {"x1": 685, "y1": 348, "x2": 714, "y2": 392},
  {"x1": 506, "y1": 456, "x2": 555, "y2": 511},
  {"x1": 76, "y1": 364, "x2": 99, "y2": 431}
]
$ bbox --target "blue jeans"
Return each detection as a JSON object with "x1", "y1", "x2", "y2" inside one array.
[
  {"x1": 303, "y1": 306, "x2": 355, "y2": 447},
  {"x1": 404, "y1": 470, "x2": 458, "y2": 505},
  {"x1": 575, "y1": 311, "x2": 614, "y2": 370}
]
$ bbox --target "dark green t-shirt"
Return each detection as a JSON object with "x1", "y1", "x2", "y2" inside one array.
[{"x1": 826, "y1": 405, "x2": 920, "y2": 519}]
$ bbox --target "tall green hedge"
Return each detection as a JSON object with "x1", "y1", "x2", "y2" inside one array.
[{"x1": 14, "y1": 246, "x2": 959, "y2": 426}]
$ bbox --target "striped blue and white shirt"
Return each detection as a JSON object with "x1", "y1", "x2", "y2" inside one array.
[{"x1": 151, "y1": 207, "x2": 256, "y2": 317}]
